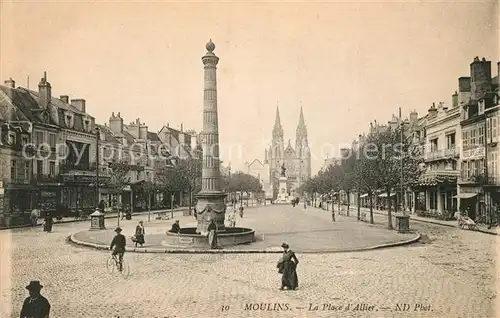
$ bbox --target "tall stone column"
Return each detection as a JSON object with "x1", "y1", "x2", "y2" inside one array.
[{"x1": 195, "y1": 40, "x2": 227, "y2": 234}]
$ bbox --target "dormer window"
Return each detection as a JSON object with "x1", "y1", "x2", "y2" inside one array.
[
  {"x1": 478, "y1": 100, "x2": 485, "y2": 115},
  {"x1": 494, "y1": 94, "x2": 498, "y2": 106},
  {"x1": 83, "y1": 118, "x2": 91, "y2": 132},
  {"x1": 8, "y1": 132, "x2": 16, "y2": 145},
  {"x1": 64, "y1": 111, "x2": 74, "y2": 128}
]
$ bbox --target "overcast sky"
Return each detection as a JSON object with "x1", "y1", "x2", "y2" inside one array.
[{"x1": 1, "y1": 1, "x2": 498, "y2": 174}]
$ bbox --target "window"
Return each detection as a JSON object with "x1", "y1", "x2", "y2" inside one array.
[
  {"x1": 36, "y1": 160, "x2": 43, "y2": 175},
  {"x1": 492, "y1": 117, "x2": 498, "y2": 142},
  {"x1": 478, "y1": 127, "x2": 484, "y2": 145},
  {"x1": 462, "y1": 160, "x2": 468, "y2": 179},
  {"x1": 35, "y1": 131, "x2": 44, "y2": 145},
  {"x1": 10, "y1": 160, "x2": 16, "y2": 180},
  {"x1": 49, "y1": 133, "x2": 56, "y2": 148},
  {"x1": 430, "y1": 138, "x2": 438, "y2": 152},
  {"x1": 21, "y1": 136, "x2": 28, "y2": 145},
  {"x1": 491, "y1": 152, "x2": 498, "y2": 180},
  {"x1": 49, "y1": 161, "x2": 55, "y2": 176},
  {"x1": 24, "y1": 162, "x2": 30, "y2": 180},
  {"x1": 463, "y1": 131, "x2": 468, "y2": 149},
  {"x1": 470, "y1": 129, "x2": 476, "y2": 146},
  {"x1": 446, "y1": 133, "x2": 456, "y2": 149},
  {"x1": 8, "y1": 133, "x2": 16, "y2": 145}
]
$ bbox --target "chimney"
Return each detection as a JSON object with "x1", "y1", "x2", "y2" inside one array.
[
  {"x1": 452, "y1": 91, "x2": 458, "y2": 107},
  {"x1": 458, "y1": 77, "x2": 472, "y2": 105},
  {"x1": 470, "y1": 57, "x2": 492, "y2": 99},
  {"x1": 60, "y1": 95, "x2": 69, "y2": 104},
  {"x1": 4, "y1": 78, "x2": 15, "y2": 88},
  {"x1": 497, "y1": 61, "x2": 500, "y2": 78},
  {"x1": 410, "y1": 110, "x2": 418, "y2": 123},
  {"x1": 181, "y1": 123, "x2": 183, "y2": 132},
  {"x1": 38, "y1": 71, "x2": 51, "y2": 109},
  {"x1": 109, "y1": 112, "x2": 124, "y2": 134},
  {"x1": 70, "y1": 99, "x2": 86, "y2": 113},
  {"x1": 139, "y1": 123, "x2": 148, "y2": 140}
]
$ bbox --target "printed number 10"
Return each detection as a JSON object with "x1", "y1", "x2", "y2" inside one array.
[{"x1": 221, "y1": 305, "x2": 230, "y2": 312}]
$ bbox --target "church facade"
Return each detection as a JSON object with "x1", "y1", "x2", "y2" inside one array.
[{"x1": 264, "y1": 107, "x2": 311, "y2": 198}]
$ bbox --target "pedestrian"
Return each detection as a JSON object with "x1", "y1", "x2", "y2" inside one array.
[
  {"x1": 20, "y1": 280, "x2": 51, "y2": 318},
  {"x1": 98, "y1": 200, "x2": 105, "y2": 212},
  {"x1": 30, "y1": 206, "x2": 41, "y2": 227},
  {"x1": 303, "y1": 199, "x2": 307, "y2": 210},
  {"x1": 276, "y1": 243, "x2": 299, "y2": 291},
  {"x1": 170, "y1": 220, "x2": 181, "y2": 233},
  {"x1": 227, "y1": 210, "x2": 237, "y2": 227},
  {"x1": 193, "y1": 207, "x2": 197, "y2": 220},
  {"x1": 207, "y1": 219, "x2": 218, "y2": 249},
  {"x1": 239, "y1": 206, "x2": 244, "y2": 218},
  {"x1": 134, "y1": 220, "x2": 145, "y2": 247},
  {"x1": 42, "y1": 212, "x2": 53, "y2": 233}
]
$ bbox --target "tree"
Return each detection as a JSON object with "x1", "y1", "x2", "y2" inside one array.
[
  {"x1": 107, "y1": 160, "x2": 131, "y2": 213},
  {"x1": 353, "y1": 150, "x2": 379, "y2": 224},
  {"x1": 365, "y1": 126, "x2": 423, "y2": 229},
  {"x1": 175, "y1": 157, "x2": 202, "y2": 213}
]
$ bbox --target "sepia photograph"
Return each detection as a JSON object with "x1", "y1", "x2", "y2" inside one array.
[{"x1": 0, "y1": 0, "x2": 498, "y2": 317}]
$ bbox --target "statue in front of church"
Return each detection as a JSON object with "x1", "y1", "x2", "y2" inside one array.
[{"x1": 281, "y1": 163, "x2": 287, "y2": 177}]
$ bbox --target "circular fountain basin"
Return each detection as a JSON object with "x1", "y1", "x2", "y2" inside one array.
[{"x1": 165, "y1": 227, "x2": 255, "y2": 248}]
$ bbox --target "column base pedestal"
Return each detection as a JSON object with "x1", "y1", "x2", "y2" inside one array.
[{"x1": 395, "y1": 215, "x2": 410, "y2": 233}]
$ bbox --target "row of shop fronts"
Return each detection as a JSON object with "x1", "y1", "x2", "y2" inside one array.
[{"x1": 1, "y1": 174, "x2": 187, "y2": 226}]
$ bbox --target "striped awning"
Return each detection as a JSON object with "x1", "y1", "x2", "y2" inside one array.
[{"x1": 413, "y1": 174, "x2": 458, "y2": 187}]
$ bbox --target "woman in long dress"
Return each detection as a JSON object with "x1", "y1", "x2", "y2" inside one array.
[
  {"x1": 277, "y1": 243, "x2": 299, "y2": 290},
  {"x1": 134, "y1": 221, "x2": 145, "y2": 247}
]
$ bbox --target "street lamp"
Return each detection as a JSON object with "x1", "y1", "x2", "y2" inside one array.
[{"x1": 89, "y1": 126, "x2": 105, "y2": 230}]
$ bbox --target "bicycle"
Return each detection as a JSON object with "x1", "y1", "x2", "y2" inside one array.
[{"x1": 106, "y1": 252, "x2": 130, "y2": 278}]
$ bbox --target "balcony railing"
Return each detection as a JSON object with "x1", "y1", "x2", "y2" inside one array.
[{"x1": 425, "y1": 147, "x2": 459, "y2": 161}]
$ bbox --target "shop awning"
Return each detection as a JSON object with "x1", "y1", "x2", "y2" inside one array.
[
  {"x1": 360, "y1": 193, "x2": 369, "y2": 198},
  {"x1": 452, "y1": 193, "x2": 478, "y2": 199},
  {"x1": 378, "y1": 193, "x2": 396, "y2": 198}
]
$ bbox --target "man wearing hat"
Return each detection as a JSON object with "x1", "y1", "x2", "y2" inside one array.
[
  {"x1": 110, "y1": 227, "x2": 126, "y2": 271},
  {"x1": 20, "y1": 280, "x2": 50, "y2": 318},
  {"x1": 170, "y1": 220, "x2": 181, "y2": 233}
]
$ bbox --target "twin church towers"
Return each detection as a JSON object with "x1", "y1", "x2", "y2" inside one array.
[{"x1": 264, "y1": 106, "x2": 311, "y2": 193}]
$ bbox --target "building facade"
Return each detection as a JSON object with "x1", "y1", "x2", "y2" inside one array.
[
  {"x1": 457, "y1": 58, "x2": 499, "y2": 222},
  {"x1": 266, "y1": 107, "x2": 311, "y2": 198}
]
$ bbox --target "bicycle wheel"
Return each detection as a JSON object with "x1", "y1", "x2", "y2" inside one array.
[
  {"x1": 119, "y1": 259, "x2": 130, "y2": 278},
  {"x1": 106, "y1": 256, "x2": 116, "y2": 274}
]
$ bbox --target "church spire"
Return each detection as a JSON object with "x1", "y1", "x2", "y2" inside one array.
[
  {"x1": 272, "y1": 106, "x2": 284, "y2": 140},
  {"x1": 296, "y1": 105, "x2": 307, "y2": 140}
]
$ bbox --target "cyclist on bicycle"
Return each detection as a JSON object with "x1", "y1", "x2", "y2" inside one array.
[{"x1": 110, "y1": 227, "x2": 126, "y2": 271}]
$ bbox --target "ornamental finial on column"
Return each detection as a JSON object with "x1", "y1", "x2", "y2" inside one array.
[{"x1": 206, "y1": 39, "x2": 215, "y2": 52}]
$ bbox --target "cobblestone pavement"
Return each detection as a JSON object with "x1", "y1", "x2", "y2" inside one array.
[
  {"x1": 72, "y1": 205, "x2": 416, "y2": 252},
  {"x1": 0, "y1": 205, "x2": 498, "y2": 318}
]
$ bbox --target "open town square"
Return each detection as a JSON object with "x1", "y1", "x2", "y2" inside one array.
[
  {"x1": 1, "y1": 1, "x2": 499, "y2": 317},
  {"x1": 0, "y1": 205, "x2": 499, "y2": 318}
]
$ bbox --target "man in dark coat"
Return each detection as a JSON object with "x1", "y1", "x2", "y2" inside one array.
[
  {"x1": 110, "y1": 227, "x2": 126, "y2": 271},
  {"x1": 20, "y1": 280, "x2": 50, "y2": 318},
  {"x1": 170, "y1": 220, "x2": 181, "y2": 233},
  {"x1": 277, "y1": 243, "x2": 299, "y2": 290}
]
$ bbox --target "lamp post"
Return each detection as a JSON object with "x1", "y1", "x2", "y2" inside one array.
[
  {"x1": 395, "y1": 107, "x2": 410, "y2": 232},
  {"x1": 90, "y1": 126, "x2": 105, "y2": 230}
]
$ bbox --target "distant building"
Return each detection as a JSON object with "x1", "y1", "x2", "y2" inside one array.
[
  {"x1": 265, "y1": 107, "x2": 311, "y2": 198},
  {"x1": 245, "y1": 159, "x2": 271, "y2": 199}
]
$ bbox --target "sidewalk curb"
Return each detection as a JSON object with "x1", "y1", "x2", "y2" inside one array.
[
  {"x1": 68, "y1": 232, "x2": 421, "y2": 254},
  {"x1": 0, "y1": 208, "x2": 189, "y2": 231}
]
